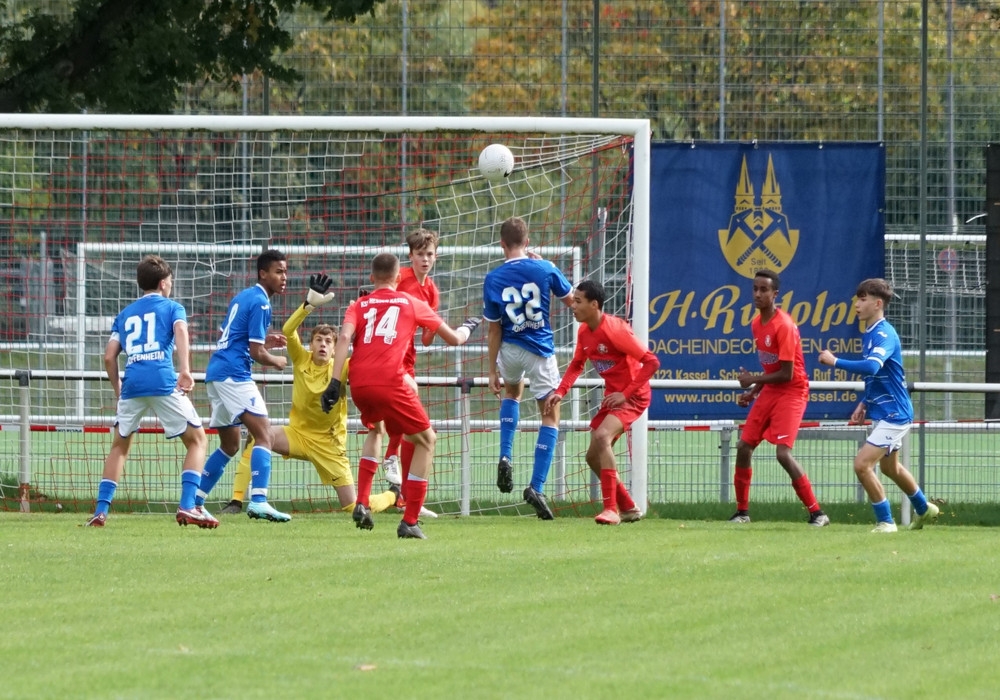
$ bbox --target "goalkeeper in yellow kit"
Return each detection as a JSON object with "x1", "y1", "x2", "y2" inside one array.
[{"x1": 219, "y1": 274, "x2": 399, "y2": 517}]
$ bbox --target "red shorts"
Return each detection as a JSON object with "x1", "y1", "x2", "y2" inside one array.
[
  {"x1": 590, "y1": 393, "x2": 649, "y2": 433},
  {"x1": 351, "y1": 383, "x2": 431, "y2": 437},
  {"x1": 740, "y1": 387, "x2": 807, "y2": 448}
]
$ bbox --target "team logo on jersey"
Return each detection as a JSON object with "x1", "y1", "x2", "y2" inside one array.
[
  {"x1": 764, "y1": 335, "x2": 773, "y2": 348},
  {"x1": 718, "y1": 154, "x2": 799, "y2": 278},
  {"x1": 597, "y1": 343, "x2": 608, "y2": 354}
]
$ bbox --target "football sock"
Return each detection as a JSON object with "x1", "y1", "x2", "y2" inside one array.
[
  {"x1": 95, "y1": 479, "x2": 117, "y2": 516},
  {"x1": 403, "y1": 475, "x2": 428, "y2": 525},
  {"x1": 195, "y1": 447, "x2": 233, "y2": 505},
  {"x1": 616, "y1": 481, "x2": 637, "y2": 512},
  {"x1": 356, "y1": 457, "x2": 378, "y2": 507},
  {"x1": 872, "y1": 498, "x2": 894, "y2": 523},
  {"x1": 384, "y1": 433, "x2": 402, "y2": 462},
  {"x1": 249, "y1": 445, "x2": 272, "y2": 503},
  {"x1": 179, "y1": 470, "x2": 200, "y2": 510},
  {"x1": 499, "y1": 398, "x2": 519, "y2": 459},
  {"x1": 791, "y1": 474, "x2": 821, "y2": 512},
  {"x1": 907, "y1": 487, "x2": 929, "y2": 516},
  {"x1": 341, "y1": 503, "x2": 355, "y2": 513},
  {"x1": 734, "y1": 466, "x2": 752, "y2": 511},
  {"x1": 231, "y1": 444, "x2": 253, "y2": 502},
  {"x1": 600, "y1": 469, "x2": 617, "y2": 511},
  {"x1": 369, "y1": 489, "x2": 396, "y2": 513},
  {"x1": 530, "y1": 425, "x2": 559, "y2": 492},
  {"x1": 400, "y1": 440, "x2": 415, "y2": 499}
]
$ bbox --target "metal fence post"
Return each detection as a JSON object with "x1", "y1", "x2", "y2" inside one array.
[
  {"x1": 719, "y1": 426, "x2": 733, "y2": 503},
  {"x1": 16, "y1": 369, "x2": 30, "y2": 512}
]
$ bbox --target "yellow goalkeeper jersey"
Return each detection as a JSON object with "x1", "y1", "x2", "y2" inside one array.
[{"x1": 283, "y1": 304, "x2": 348, "y2": 436}]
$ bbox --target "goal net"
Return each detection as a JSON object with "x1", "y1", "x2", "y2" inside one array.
[{"x1": 0, "y1": 115, "x2": 651, "y2": 517}]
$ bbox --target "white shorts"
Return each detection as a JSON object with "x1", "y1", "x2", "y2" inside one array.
[
  {"x1": 497, "y1": 343, "x2": 561, "y2": 401},
  {"x1": 867, "y1": 420, "x2": 911, "y2": 455},
  {"x1": 207, "y1": 379, "x2": 268, "y2": 428},
  {"x1": 115, "y1": 391, "x2": 202, "y2": 439}
]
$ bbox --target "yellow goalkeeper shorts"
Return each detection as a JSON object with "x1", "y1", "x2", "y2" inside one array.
[{"x1": 282, "y1": 424, "x2": 353, "y2": 488}]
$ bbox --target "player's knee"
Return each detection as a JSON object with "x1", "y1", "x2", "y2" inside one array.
[
  {"x1": 853, "y1": 458, "x2": 874, "y2": 478},
  {"x1": 183, "y1": 426, "x2": 208, "y2": 450},
  {"x1": 735, "y1": 440, "x2": 754, "y2": 462}
]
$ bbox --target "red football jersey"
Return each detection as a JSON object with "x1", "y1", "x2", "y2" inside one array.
[
  {"x1": 344, "y1": 288, "x2": 443, "y2": 388},
  {"x1": 555, "y1": 314, "x2": 658, "y2": 399},
  {"x1": 751, "y1": 308, "x2": 809, "y2": 394},
  {"x1": 397, "y1": 267, "x2": 440, "y2": 310},
  {"x1": 397, "y1": 267, "x2": 440, "y2": 373}
]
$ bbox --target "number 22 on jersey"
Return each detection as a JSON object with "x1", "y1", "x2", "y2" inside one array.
[{"x1": 502, "y1": 282, "x2": 542, "y2": 325}]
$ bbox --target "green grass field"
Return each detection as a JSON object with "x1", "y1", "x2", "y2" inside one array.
[{"x1": 2, "y1": 510, "x2": 997, "y2": 700}]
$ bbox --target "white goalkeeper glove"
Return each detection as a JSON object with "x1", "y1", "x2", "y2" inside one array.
[
  {"x1": 454, "y1": 316, "x2": 482, "y2": 343},
  {"x1": 304, "y1": 273, "x2": 335, "y2": 312}
]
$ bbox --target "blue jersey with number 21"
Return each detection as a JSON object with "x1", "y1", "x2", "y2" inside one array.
[
  {"x1": 205, "y1": 284, "x2": 272, "y2": 383},
  {"x1": 109, "y1": 293, "x2": 186, "y2": 399},
  {"x1": 483, "y1": 257, "x2": 572, "y2": 358}
]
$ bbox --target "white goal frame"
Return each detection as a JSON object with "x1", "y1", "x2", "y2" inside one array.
[{"x1": 0, "y1": 113, "x2": 652, "y2": 512}]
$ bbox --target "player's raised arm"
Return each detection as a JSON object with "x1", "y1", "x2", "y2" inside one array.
[{"x1": 434, "y1": 316, "x2": 482, "y2": 346}]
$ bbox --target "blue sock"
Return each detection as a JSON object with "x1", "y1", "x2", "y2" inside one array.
[
  {"x1": 95, "y1": 479, "x2": 116, "y2": 516},
  {"x1": 179, "y1": 470, "x2": 200, "y2": 510},
  {"x1": 499, "y1": 399, "x2": 519, "y2": 460},
  {"x1": 908, "y1": 487, "x2": 929, "y2": 516},
  {"x1": 530, "y1": 425, "x2": 559, "y2": 492},
  {"x1": 249, "y1": 445, "x2": 272, "y2": 504},
  {"x1": 872, "y1": 498, "x2": 894, "y2": 524},
  {"x1": 195, "y1": 448, "x2": 232, "y2": 505}
]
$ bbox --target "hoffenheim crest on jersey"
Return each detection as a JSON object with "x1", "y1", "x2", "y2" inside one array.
[{"x1": 718, "y1": 155, "x2": 799, "y2": 278}]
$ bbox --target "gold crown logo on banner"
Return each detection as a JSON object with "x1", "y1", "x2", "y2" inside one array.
[{"x1": 718, "y1": 154, "x2": 800, "y2": 278}]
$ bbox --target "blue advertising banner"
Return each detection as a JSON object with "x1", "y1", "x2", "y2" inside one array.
[{"x1": 648, "y1": 143, "x2": 884, "y2": 420}]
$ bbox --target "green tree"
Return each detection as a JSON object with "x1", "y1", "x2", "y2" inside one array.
[{"x1": 0, "y1": 0, "x2": 384, "y2": 113}]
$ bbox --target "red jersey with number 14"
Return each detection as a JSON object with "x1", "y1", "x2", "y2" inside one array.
[
  {"x1": 751, "y1": 308, "x2": 809, "y2": 396},
  {"x1": 554, "y1": 313, "x2": 659, "y2": 399},
  {"x1": 344, "y1": 288, "x2": 443, "y2": 388}
]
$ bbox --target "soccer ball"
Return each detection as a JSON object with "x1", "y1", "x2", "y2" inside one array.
[{"x1": 478, "y1": 144, "x2": 515, "y2": 183}]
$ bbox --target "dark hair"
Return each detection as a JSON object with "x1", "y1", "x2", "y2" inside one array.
[
  {"x1": 575, "y1": 279, "x2": 605, "y2": 310},
  {"x1": 499, "y1": 216, "x2": 528, "y2": 248},
  {"x1": 754, "y1": 268, "x2": 781, "y2": 291},
  {"x1": 406, "y1": 227, "x2": 439, "y2": 253},
  {"x1": 856, "y1": 278, "x2": 893, "y2": 305},
  {"x1": 136, "y1": 255, "x2": 172, "y2": 292},
  {"x1": 372, "y1": 252, "x2": 400, "y2": 281},
  {"x1": 257, "y1": 249, "x2": 287, "y2": 275}
]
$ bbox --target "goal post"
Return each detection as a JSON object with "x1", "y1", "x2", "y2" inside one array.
[{"x1": 0, "y1": 114, "x2": 651, "y2": 517}]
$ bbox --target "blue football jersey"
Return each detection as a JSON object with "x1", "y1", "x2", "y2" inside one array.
[
  {"x1": 205, "y1": 284, "x2": 272, "y2": 383},
  {"x1": 482, "y1": 257, "x2": 572, "y2": 358},
  {"x1": 109, "y1": 293, "x2": 186, "y2": 399},
  {"x1": 860, "y1": 318, "x2": 913, "y2": 423}
]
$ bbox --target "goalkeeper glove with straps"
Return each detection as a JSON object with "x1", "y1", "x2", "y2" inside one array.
[
  {"x1": 321, "y1": 378, "x2": 342, "y2": 413},
  {"x1": 455, "y1": 316, "x2": 482, "y2": 343},
  {"x1": 304, "y1": 273, "x2": 335, "y2": 311}
]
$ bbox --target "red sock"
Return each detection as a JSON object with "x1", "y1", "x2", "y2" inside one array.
[
  {"x1": 616, "y1": 481, "x2": 636, "y2": 512},
  {"x1": 400, "y1": 440, "x2": 415, "y2": 499},
  {"x1": 792, "y1": 474, "x2": 821, "y2": 512},
  {"x1": 384, "y1": 432, "x2": 402, "y2": 462},
  {"x1": 357, "y1": 457, "x2": 378, "y2": 507},
  {"x1": 735, "y1": 466, "x2": 752, "y2": 511},
  {"x1": 599, "y1": 470, "x2": 617, "y2": 511},
  {"x1": 403, "y1": 477, "x2": 428, "y2": 525}
]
